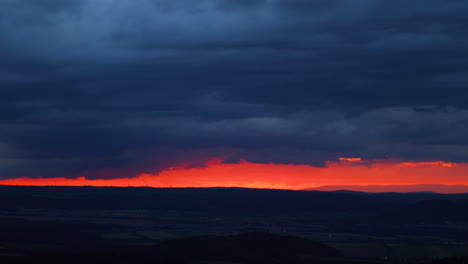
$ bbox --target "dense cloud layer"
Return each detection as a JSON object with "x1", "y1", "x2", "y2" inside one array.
[{"x1": 1, "y1": 0, "x2": 468, "y2": 179}]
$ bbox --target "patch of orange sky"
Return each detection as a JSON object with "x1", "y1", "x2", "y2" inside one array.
[{"x1": 1, "y1": 158, "x2": 468, "y2": 193}]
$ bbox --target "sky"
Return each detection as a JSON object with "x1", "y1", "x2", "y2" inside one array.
[{"x1": 1, "y1": 0, "x2": 468, "y2": 192}]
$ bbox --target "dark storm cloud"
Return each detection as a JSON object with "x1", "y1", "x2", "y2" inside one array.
[{"x1": 1, "y1": 0, "x2": 468, "y2": 179}]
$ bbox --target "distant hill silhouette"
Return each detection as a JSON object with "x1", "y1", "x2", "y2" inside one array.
[
  {"x1": 1, "y1": 186, "x2": 468, "y2": 220},
  {"x1": 0, "y1": 186, "x2": 397, "y2": 215},
  {"x1": 307, "y1": 184, "x2": 468, "y2": 194}
]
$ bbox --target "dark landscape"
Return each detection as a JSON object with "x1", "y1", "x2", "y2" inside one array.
[{"x1": 0, "y1": 186, "x2": 467, "y2": 263}]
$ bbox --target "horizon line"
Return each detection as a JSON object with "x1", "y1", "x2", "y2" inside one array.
[{"x1": 2, "y1": 184, "x2": 468, "y2": 194}]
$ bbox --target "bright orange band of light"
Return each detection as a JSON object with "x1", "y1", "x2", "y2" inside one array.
[{"x1": 1, "y1": 158, "x2": 468, "y2": 193}]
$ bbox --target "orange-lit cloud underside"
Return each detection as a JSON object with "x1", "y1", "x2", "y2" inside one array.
[{"x1": 1, "y1": 158, "x2": 468, "y2": 193}]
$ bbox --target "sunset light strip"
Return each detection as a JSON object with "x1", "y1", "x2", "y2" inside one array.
[{"x1": 1, "y1": 159, "x2": 467, "y2": 193}]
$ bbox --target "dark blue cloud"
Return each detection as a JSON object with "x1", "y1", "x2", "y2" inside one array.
[{"x1": 0, "y1": 0, "x2": 468, "y2": 179}]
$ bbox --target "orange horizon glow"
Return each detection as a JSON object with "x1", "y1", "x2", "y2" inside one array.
[
  {"x1": 1, "y1": 158, "x2": 468, "y2": 193},
  {"x1": 401, "y1": 161, "x2": 455, "y2": 167}
]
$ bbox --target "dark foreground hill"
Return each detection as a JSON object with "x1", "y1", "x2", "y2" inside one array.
[
  {"x1": 425, "y1": 256, "x2": 468, "y2": 264},
  {"x1": 149, "y1": 232, "x2": 341, "y2": 263},
  {"x1": 0, "y1": 232, "x2": 362, "y2": 264}
]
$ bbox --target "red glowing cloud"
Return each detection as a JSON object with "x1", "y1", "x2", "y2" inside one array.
[
  {"x1": 1, "y1": 158, "x2": 468, "y2": 193},
  {"x1": 339, "y1": 157, "x2": 363, "y2": 162}
]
